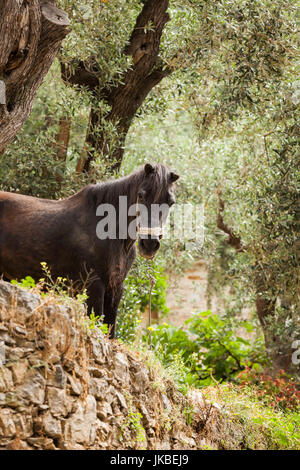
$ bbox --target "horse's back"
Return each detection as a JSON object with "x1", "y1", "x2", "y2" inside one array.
[
  {"x1": 0, "y1": 189, "x2": 92, "y2": 280},
  {"x1": 0, "y1": 190, "x2": 63, "y2": 211}
]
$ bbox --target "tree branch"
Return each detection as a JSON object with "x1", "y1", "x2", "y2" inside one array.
[
  {"x1": 62, "y1": 0, "x2": 170, "y2": 172},
  {"x1": 217, "y1": 193, "x2": 247, "y2": 252}
]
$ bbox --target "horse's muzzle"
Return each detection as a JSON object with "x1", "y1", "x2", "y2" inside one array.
[{"x1": 138, "y1": 237, "x2": 160, "y2": 259}]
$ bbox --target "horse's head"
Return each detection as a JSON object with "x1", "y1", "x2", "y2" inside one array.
[{"x1": 137, "y1": 163, "x2": 179, "y2": 259}]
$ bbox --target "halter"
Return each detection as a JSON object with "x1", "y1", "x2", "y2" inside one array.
[
  {"x1": 137, "y1": 226, "x2": 163, "y2": 237},
  {"x1": 136, "y1": 201, "x2": 163, "y2": 238}
]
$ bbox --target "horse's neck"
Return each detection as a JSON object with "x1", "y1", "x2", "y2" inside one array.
[
  {"x1": 116, "y1": 170, "x2": 143, "y2": 208},
  {"x1": 119, "y1": 171, "x2": 142, "y2": 251}
]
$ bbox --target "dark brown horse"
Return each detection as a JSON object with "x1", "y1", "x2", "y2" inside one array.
[{"x1": 0, "y1": 163, "x2": 179, "y2": 337}]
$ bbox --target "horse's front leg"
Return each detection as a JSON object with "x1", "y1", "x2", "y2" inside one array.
[
  {"x1": 87, "y1": 279, "x2": 105, "y2": 319},
  {"x1": 103, "y1": 283, "x2": 124, "y2": 338}
]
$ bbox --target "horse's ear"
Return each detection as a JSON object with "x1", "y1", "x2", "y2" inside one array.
[
  {"x1": 170, "y1": 172, "x2": 179, "y2": 183},
  {"x1": 144, "y1": 163, "x2": 155, "y2": 175}
]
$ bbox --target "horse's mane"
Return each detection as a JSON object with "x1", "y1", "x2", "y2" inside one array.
[{"x1": 87, "y1": 164, "x2": 171, "y2": 208}]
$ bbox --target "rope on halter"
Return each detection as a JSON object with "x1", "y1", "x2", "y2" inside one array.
[
  {"x1": 137, "y1": 226, "x2": 163, "y2": 237},
  {"x1": 136, "y1": 199, "x2": 159, "y2": 349},
  {"x1": 135, "y1": 200, "x2": 163, "y2": 238},
  {"x1": 146, "y1": 263, "x2": 156, "y2": 350}
]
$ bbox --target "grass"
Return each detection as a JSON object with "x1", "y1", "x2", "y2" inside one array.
[{"x1": 203, "y1": 383, "x2": 300, "y2": 450}]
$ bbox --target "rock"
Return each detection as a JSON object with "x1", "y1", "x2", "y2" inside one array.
[
  {"x1": 32, "y1": 416, "x2": 43, "y2": 434},
  {"x1": 97, "y1": 420, "x2": 111, "y2": 440},
  {"x1": 60, "y1": 441, "x2": 85, "y2": 450},
  {"x1": 0, "y1": 282, "x2": 41, "y2": 321},
  {"x1": 62, "y1": 358, "x2": 75, "y2": 372},
  {"x1": 0, "y1": 409, "x2": 16, "y2": 437},
  {"x1": 88, "y1": 366, "x2": 106, "y2": 378},
  {"x1": 67, "y1": 374, "x2": 82, "y2": 396},
  {"x1": 11, "y1": 359, "x2": 28, "y2": 385},
  {"x1": 38, "y1": 404, "x2": 49, "y2": 411},
  {"x1": 47, "y1": 387, "x2": 71, "y2": 417},
  {"x1": 132, "y1": 367, "x2": 149, "y2": 392},
  {"x1": 63, "y1": 357, "x2": 84, "y2": 376},
  {"x1": 102, "y1": 385, "x2": 121, "y2": 406},
  {"x1": 115, "y1": 391, "x2": 127, "y2": 409},
  {"x1": 187, "y1": 389, "x2": 206, "y2": 410},
  {"x1": 156, "y1": 439, "x2": 171, "y2": 450},
  {"x1": 96, "y1": 401, "x2": 113, "y2": 420},
  {"x1": 42, "y1": 411, "x2": 62, "y2": 438},
  {"x1": 7, "y1": 438, "x2": 32, "y2": 450},
  {"x1": 90, "y1": 336, "x2": 110, "y2": 364},
  {"x1": 47, "y1": 365, "x2": 67, "y2": 389},
  {"x1": 14, "y1": 338, "x2": 35, "y2": 349},
  {"x1": 27, "y1": 437, "x2": 55, "y2": 449},
  {"x1": 0, "y1": 281, "x2": 210, "y2": 451},
  {"x1": 161, "y1": 393, "x2": 172, "y2": 412},
  {"x1": 12, "y1": 324, "x2": 26, "y2": 336},
  {"x1": 0, "y1": 393, "x2": 6, "y2": 405},
  {"x1": 47, "y1": 354, "x2": 61, "y2": 365},
  {"x1": 64, "y1": 395, "x2": 98, "y2": 445},
  {"x1": 6, "y1": 347, "x2": 34, "y2": 361},
  {"x1": 0, "y1": 366, "x2": 13, "y2": 392},
  {"x1": 0, "y1": 332, "x2": 16, "y2": 346},
  {"x1": 28, "y1": 355, "x2": 46, "y2": 368},
  {"x1": 13, "y1": 413, "x2": 33, "y2": 439},
  {"x1": 20, "y1": 370, "x2": 46, "y2": 405},
  {"x1": 89, "y1": 377, "x2": 108, "y2": 400},
  {"x1": 55, "y1": 365, "x2": 66, "y2": 387},
  {"x1": 113, "y1": 352, "x2": 129, "y2": 384},
  {"x1": 172, "y1": 430, "x2": 196, "y2": 448},
  {"x1": 139, "y1": 403, "x2": 155, "y2": 430},
  {"x1": 4, "y1": 391, "x2": 26, "y2": 408}
]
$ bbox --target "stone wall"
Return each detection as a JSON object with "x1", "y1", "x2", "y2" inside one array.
[{"x1": 0, "y1": 280, "x2": 222, "y2": 450}]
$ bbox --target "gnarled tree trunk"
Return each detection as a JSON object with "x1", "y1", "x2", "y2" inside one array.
[
  {"x1": 0, "y1": 0, "x2": 70, "y2": 154},
  {"x1": 62, "y1": 0, "x2": 171, "y2": 174},
  {"x1": 55, "y1": 116, "x2": 71, "y2": 162}
]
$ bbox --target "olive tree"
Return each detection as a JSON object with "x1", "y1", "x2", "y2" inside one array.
[{"x1": 0, "y1": 0, "x2": 70, "y2": 153}]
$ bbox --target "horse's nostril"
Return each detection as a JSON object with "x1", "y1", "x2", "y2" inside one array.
[
  {"x1": 140, "y1": 238, "x2": 160, "y2": 252},
  {"x1": 153, "y1": 239, "x2": 160, "y2": 251}
]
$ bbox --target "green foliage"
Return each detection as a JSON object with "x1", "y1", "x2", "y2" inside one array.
[
  {"x1": 187, "y1": 312, "x2": 266, "y2": 384},
  {"x1": 116, "y1": 259, "x2": 169, "y2": 343},
  {"x1": 204, "y1": 383, "x2": 300, "y2": 449},
  {"x1": 0, "y1": 130, "x2": 67, "y2": 198},
  {"x1": 87, "y1": 312, "x2": 109, "y2": 335},
  {"x1": 58, "y1": 0, "x2": 139, "y2": 84},
  {"x1": 146, "y1": 311, "x2": 266, "y2": 389},
  {"x1": 238, "y1": 368, "x2": 300, "y2": 412},
  {"x1": 11, "y1": 276, "x2": 36, "y2": 290},
  {"x1": 122, "y1": 0, "x2": 299, "y2": 371},
  {"x1": 10, "y1": 263, "x2": 90, "y2": 309},
  {"x1": 120, "y1": 392, "x2": 146, "y2": 449}
]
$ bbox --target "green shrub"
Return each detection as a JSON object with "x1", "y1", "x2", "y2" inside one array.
[{"x1": 146, "y1": 311, "x2": 266, "y2": 388}]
